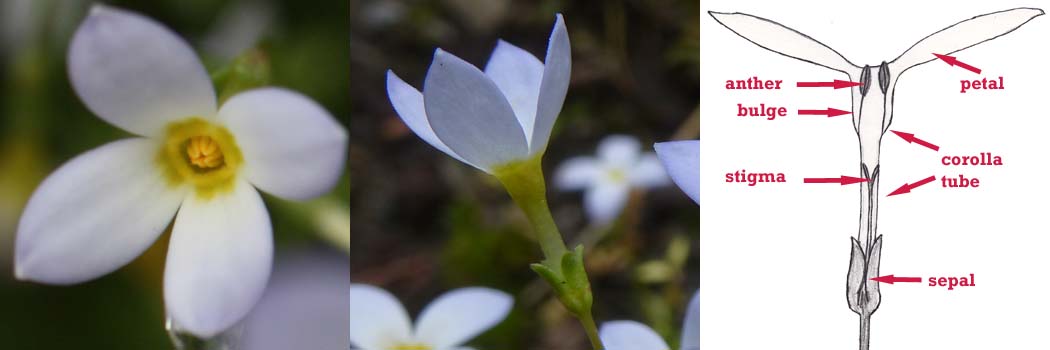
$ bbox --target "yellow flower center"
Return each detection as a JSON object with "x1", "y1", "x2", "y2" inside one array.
[
  {"x1": 606, "y1": 168, "x2": 627, "y2": 183},
  {"x1": 390, "y1": 344, "x2": 432, "y2": 350},
  {"x1": 157, "y1": 117, "x2": 243, "y2": 199}
]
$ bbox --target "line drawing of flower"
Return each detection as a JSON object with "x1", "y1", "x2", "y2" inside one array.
[
  {"x1": 13, "y1": 4, "x2": 347, "y2": 337},
  {"x1": 554, "y1": 134, "x2": 670, "y2": 224},
  {"x1": 654, "y1": 140, "x2": 699, "y2": 205},
  {"x1": 349, "y1": 283, "x2": 513, "y2": 350},
  {"x1": 385, "y1": 13, "x2": 570, "y2": 173}
]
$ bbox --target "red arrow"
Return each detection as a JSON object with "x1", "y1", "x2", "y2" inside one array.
[
  {"x1": 798, "y1": 108, "x2": 851, "y2": 117},
  {"x1": 871, "y1": 274, "x2": 923, "y2": 284},
  {"x1": 890, "y1": 130, "x2": 940, "y2": 151},
  {"x1": 933, "y1": 53, "x2": 982, "y2": 74},
  {"x1": 803, "y1": 176, "x2": 868, "y2": 185},
  {"x1": 887, "y1": 175, "x2": 937, "y2": 197},
  {"x1": 796, "y1": 80, "x2": 862, "y2": 89}
]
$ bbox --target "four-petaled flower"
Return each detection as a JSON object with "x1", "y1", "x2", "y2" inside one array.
[
  {"x1": 654, "y1": 140, "x2": 699, "y2": 204},
  {"x1": 554, "y1": 134, "x2": 670, "y2": 224},
  {"x1": 386, "y1": 14, "x2": 570, "y2": 173},
  {"x1": 600, "y1": 290, "x2": 699, "y2": 350},
  {"x1": 14, "y1": 5, "x2": 347, "y2": 337},
  {"x1": 349, "y1": 284, "x2": 513, "y2": 350}
]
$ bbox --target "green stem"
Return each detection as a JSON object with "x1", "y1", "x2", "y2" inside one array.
[
  {"x1": 579, "y1": 309, "x2": 604, "y2": 350},
  {"x1": 494, "y1": 155, "x2": 604, "y2": 350},
  {"x1": 495, "y1": 155, "x2": 568, "y2": 263}
]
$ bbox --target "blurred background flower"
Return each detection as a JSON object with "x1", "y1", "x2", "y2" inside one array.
[
  {"x1": 351, "y1": 0, "x2": 698, "y2": 348},
  {"x1": 0, "y1": 0, "x2": 348, "y2": 348}
]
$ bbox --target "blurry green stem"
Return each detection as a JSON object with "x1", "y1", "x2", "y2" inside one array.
[
  {"x1": 495, "y1": 155, "x2": 604, "y2": 350},
  {"x1": 495, "y1": 155, "x2": 567, "y2": 263}
]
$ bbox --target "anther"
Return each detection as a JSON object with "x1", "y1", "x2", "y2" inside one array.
[
  {"x1": 186, "y1": 136, "x2": 224, "y2": 169},
  {"x1": 859, "y1": 65, "x2": 872, "y2": 96}
]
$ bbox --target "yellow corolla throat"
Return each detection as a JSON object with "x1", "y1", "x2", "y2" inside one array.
[
  {"x1": 157, "y1": 117, "x2": 243, "y2": 199},
  {"x1": 390, "y1": 344, "x2": 432, "y2": 350}
]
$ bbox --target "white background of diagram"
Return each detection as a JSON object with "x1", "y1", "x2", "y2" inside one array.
[{"x1": 698, "y1": 0, "x2": 1049, "y2": 349}]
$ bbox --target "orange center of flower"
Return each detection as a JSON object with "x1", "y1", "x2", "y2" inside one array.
[{"x1": 186, "y1": 136, "x2": 225, "y2": 169}]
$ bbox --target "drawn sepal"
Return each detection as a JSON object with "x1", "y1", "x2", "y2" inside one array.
[{"x1": 846, "y1": 235, "x2": 883, "y2": 316}]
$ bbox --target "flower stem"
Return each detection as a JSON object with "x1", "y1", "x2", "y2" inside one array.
[
  {"x1": 495, "y1": 155, "x2": 568, "y2": 264},
  {"x1": 494, "y1": 155, "x2": 604, "y2": 350}
]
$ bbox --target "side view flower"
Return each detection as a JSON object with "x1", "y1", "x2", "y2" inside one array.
[
  {"x1": 14, "y1": 5, "x2": 347, "y2": 337},
  {"x1": 555, "y1": 134, "x2": 670, "y2": 224},
  {"x1": 349, "y1": 284, "x2": 513, "y2": 350},
  {"x1": 385, "y1": 13, "x2": 569, "y2": 173},
  {"x1": 600, "y1": 290, "x2": 699, "y2": 350},
  {"x1": 654, "y1": 140, "x2": 699, "y2": 204}
]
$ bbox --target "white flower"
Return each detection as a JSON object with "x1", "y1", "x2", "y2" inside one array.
[
  {"x1": 385, "y1": 14, "x2": 570, "y2": 173},
  {"x1": 654, "y1": 140, "x2": 699, "y2": 204},
  {"x1": 13, "y1": 5, "x2": 347, "y2": 337},
  {"x1": 240, "y1": 249, "x2": 350, "y2": 350},
  {"x1": 600, "y1": 290, "x2": 699, "y2": 350},
  {"x1": 554, "y1": 135, "x2": 670, "y2": 224},
  {"x1": 349, "y1": 284, "x2": 513, "y2": 350}
]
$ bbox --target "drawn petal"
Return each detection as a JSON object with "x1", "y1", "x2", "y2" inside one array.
[
  {"x1": 891, "y1": 8, "x2": 1043, "y2": 72},
  {"x1": 707, "y1": 11, "x2": 858, "y2": 73}
]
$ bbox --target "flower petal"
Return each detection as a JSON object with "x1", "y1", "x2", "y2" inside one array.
[
  {"x1": 530, "y1": 13, "x2": 571, "y2": 154},
  {"x1": 584, "y1": 180, "x2": 630, "y2": 224},
  {"x1": 217, "y1": 88, "x2": 347, "y2": 200},
  {"x1": 414, "y1": 287, "x2": 513, "y2": 348},
  {"x1": 629, "y1": 153, "x2": 671, "y2": 188},
  {"x1": 890, "y1": 8, "x2": 1043, "y2": 74},
  {"x1": 68, "y1": 5, "x2": 216, "y2": 137},
  {"x1": 240, "y1": 250, "x2": 351, "y2": 350},
  {"x1": 707, "y1": 11, "x2": 858, "y2": 74},
  {"x1": 484, "y1": 40, "x2": 544, "y2": 145},
  {"x1": 598, "y1": 135, "x2": 642, "y2": 168},
  {"x1": 681, "y1": 290, "x2": 700, "y2": 350},
  {"x1": 423, "y1": 49, "x2": 528, "y2": 171},
  {"x1": 386, "y1": 70, "x2": 476, "y2": 168},
  {"x1": 15, "y1": 138, "x2": 185, "y2": 284},
  {"x1": 599, "y1": 320, "x2": 670, "y2": 350},
  {"x1": 654, "y1": 141, "x2": 699, "y2": 204},
  {"x1": 348, "y1": 283, "x2": 413, "y2": 349},
  {"x1": 553, "y1": 156, "x2": 600, "y2": 190},
  {"x1": 164, "y1": 179, "x2": 272, "y2": 338}
]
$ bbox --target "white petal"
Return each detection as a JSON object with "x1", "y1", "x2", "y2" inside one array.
[
  {"x1": 598, "y1": 135, "x2": 642, "y2": 168},
  {"x1": 891, "y1": 8, "x2": 1044, "y2": 73},
  {"x1": 629, "y1": 153, "x2": 671, "y2": 188},
  {"x1": 239, "y1": 250, "x2": 351, "y2": 350},
  {"x1": 15, "y1": 138, "x2": 185, "y2": 284},
  {"x1": 218, "y1": 88, "x2": 347, "y2": 201},
  {"x1": 553, "y1": 156, "x2": 600, "y2": 190},
  {"x1": 423, "y1": 49, "x2": 528, "y2": 171},
  {"x1": 680, "y1": 290, "x2": 700, "y2": 350},
  {"x1": 707, "y1": 11, "x2": 857, "y2": 73},
  {"x1": 599, "y1": 320, "x2": 670, "y2": 350},
  {"x1": 386, "y1": 70, "x2": 476, "y2": 168},
  {"x1": 348, "y1": 283, "x2": 413, "y2": 349},
  {"x1": 654, "y1": 141, "x2": 699, "y2": 204},
  {"x1": 68, "y1": 5, "x2": 216, "y2": 137},
  {"x1": 584, "y1": 181, "x2": 630, "y2": 224},
  {"x1": 484, "y1": 40, "x2": 544, "y2": 145},
  {"x1": 164, "y1": 179, "x2": 273, "y2": 338},
  {"x1": 530, "y1": 13, "x2": 571, "y2": 154},
  {"x1": 414, "y1": 287, "x2": 513, "y2": 348}
]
